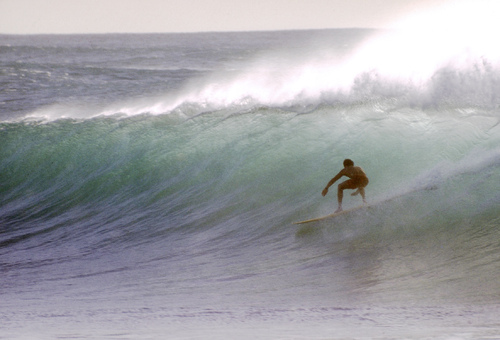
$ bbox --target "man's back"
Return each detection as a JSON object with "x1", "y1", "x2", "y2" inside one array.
[{"x1": 341, "y1": 166, "x2": 367, "y2": 179}]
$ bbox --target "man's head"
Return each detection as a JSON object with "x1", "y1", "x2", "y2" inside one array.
[{"x1": 343, "y1": 159, "x2": 354, "y2": 167}]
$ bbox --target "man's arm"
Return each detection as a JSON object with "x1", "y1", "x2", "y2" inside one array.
[{"x1": 322, "y1": 170, "x2": 344, "y2": 196}]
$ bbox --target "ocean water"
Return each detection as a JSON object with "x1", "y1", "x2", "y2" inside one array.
[{"x1": 1, "y1": 28, "x2": 500, "y2": 339}]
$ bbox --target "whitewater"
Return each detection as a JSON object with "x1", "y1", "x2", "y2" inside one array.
[{"x1": 1, "y1": 23, "x2": 500, "y2": 340}]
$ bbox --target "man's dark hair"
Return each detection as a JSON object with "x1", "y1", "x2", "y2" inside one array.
[{"x1": 343, "y1": 159, "x2": 354, "y2": 167}]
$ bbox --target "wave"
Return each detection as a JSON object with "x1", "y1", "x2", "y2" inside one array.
[
  {"x1": 74, "y1": 52, "x2": 500, "y2": 121},
  {"x1": 116, "y1": 18, "x2": 498, "y2": 117},
  {"x1": 8, "y1": 23, "x2": 497, "y2": 123},
  {"x1": 2, "y1": 29, "x2": 499, "y2": 276},
  {"x1": 1, "y1": 100, "x2": 499, "y2": 311},
  {"x1": 2, "y1": 100, "x2": 499, "y2": 233},
  {"x1": 2, "y1": 15, "x2": 500, "y2": 309},
  {"x1": 2, "y1": 7, "x2": 500, "y2": 335}
]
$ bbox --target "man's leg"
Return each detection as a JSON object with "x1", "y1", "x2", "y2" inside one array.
[
  {"x1": 359, "y1": 187, "x2": 367, "y2": 204},
  {"x1": 336, "y1": 180, "x2": 353, "y2": 212},
  {"x1": 351, "y1": 187, "x2": 367, "y2": 203},
  {"x1": 336, "y1": 187, "x2": 343, "y2": 212}
]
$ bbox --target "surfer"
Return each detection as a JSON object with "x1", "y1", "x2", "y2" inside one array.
[{"x1": 321, "y1": 159, "x2": 369, "y2": 213}]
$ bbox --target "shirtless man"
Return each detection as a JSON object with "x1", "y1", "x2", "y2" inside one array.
[{"x1": 321, "y1": 159, "x2": 369, "y2": 213}]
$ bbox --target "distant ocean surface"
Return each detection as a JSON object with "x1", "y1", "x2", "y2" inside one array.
[{"x1": 1, "y1": 29, "x2": 500, "y2": 339}]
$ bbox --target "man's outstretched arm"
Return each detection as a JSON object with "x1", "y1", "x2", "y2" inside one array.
[{"x1": 322, "y1": 170, "x2": 344, "y2": 196}]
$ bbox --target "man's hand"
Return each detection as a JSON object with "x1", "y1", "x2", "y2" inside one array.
[{"x1": 322, "y1": 188, "x2": 328, "y2": 196}]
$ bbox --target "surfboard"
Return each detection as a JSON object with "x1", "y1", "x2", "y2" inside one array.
[
  {"x1": 293, "y1": 205, "x2": 367, "y2": 225},
  {"x1": 293, "y1": 187, "x2": 432, "y2": 225}
]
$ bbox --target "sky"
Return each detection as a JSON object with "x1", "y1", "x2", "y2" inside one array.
[{"x1": 0, "y1": 0, "x2": 457, "y2": 34}]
